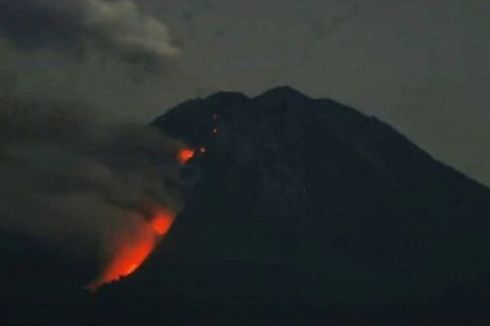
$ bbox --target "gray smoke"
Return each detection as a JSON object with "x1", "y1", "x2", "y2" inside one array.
[
  {"x1": 0, "y1": 94, "x2": 185, "y2": 249},
  {"x1": 0, "y1": 0, "x2": 181, "y2": 122},
  {"x1": 0, "y1": 0, "x2": 178, "y2": 66},
  {"x1": 0, "y1": 1, "x2": 185, "y2": 262}
]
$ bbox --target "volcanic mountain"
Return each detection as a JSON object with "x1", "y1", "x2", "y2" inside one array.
[
  {"x1": 3, "y1": 87, "x2": 490, "y2": 325},
  {"x1": 89, "y1": 87, "x2": 490, "y2": 325}
]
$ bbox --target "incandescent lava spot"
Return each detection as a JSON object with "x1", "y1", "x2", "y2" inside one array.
[
  {"x1": 177, "y1": 148, "x2": 195, "y2": 164},
  {"x1": 150, "y1": 209, "x2": 174, "y2": 235}
]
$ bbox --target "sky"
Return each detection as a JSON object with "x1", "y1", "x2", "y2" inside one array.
[
  {"x1": 139, "y1": 0, "x2": 490, "y2": 186},
  {"x1": 0, "y1": 0, "x2": 489, "y2": 186}
]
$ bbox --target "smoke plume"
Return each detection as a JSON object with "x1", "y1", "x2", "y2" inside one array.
[
  {"x1": 0, "y1": 94, "x2": 185, "y2": 252},
  {"x1": 0, "y1": 0, "x2": 181, "y2": 122},
  {"x1": 0, "y1": 0, "x2": 178, "y2": 66},
  {"x1": 0, "y1": 0, "x2": 185, "y2": 285}
]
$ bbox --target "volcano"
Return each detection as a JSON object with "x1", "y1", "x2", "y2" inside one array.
[
  {"x1": 3, "y1": 87, "x2": 490, "y2": 325},
  {"x1": 92, "y1": 87, "x2": 490, "y2": 325}
]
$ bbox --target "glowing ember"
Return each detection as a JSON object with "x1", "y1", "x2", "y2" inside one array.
[
  {"x1": 86, "y1": 209, "x2": 175, "y2": 292},
  {"x1": 177, "y1": 148, "x2": 195, "y2": 164},
  {"x1": 126, "y1": 263, "x2": 138, "y2": 275}
]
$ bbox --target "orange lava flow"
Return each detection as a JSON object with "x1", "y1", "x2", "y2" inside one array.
[
  {"x1": 177, "y1": 148, "x2": 195, "y2": 164},
  {"x1": 150, "y1": 209, "x2": 175, "y2": 235},
  {"x1": 87, "y1": 209, "x2": 175, "y2": 292}
]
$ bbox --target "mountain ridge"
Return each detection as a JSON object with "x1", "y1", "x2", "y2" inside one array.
[
  {"x1": 130, "y1": 86, "x2": 490, "y2": 323},
  {"x1": 154, "y1": 86, "x2": 486, "y2": 190},
  {"x1": 3, "y1": 87, "x2": 490, "y2": 325}
]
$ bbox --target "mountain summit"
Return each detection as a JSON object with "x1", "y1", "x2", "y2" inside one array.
[
  {"x1": 7, "y1": 87, "x2": 489, "y2": 325},
  {"x1": 146, "y1": 87, "x2": 490, "y2": 324}
]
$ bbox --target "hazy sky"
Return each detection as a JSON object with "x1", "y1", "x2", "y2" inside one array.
[
  {"x1": 138, "y1": 0, "x2": 490, "y2": 186},
  {"x1": 1, "y1": 0, "x2": 489, "y2": 186}
]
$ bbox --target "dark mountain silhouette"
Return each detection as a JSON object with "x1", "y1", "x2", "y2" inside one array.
[
  {"x1": 92, "y1": 87, "x2": 490, "y2": 325},
  {"x1": 2, "y1": 87, "x2": 490, "y2": 325}
]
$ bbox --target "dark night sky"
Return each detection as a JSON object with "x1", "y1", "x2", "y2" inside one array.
[
  {"x1": 139, "y1": 0, "x2": 490, "y2": 186},
  {"x1": 0, "y1": 0, "x2": 489, "y2": 185}
]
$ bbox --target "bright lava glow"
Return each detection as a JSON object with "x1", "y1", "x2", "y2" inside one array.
[
  {"x1": 86, "y1": 209, "x2": 175, "y2": 292},
  {"x1": 150, "y1": 209, "x2": 174, "y2": 235},
  {"x1": 177, "y1": 148, "x2": 195, "y2": 164}
]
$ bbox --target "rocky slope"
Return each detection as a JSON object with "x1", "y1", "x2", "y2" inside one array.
[
  {"x1": 95, "y1": 87, "x2": 490, "y2": 324},
  {"x1": 3, "y1": 87, "x2": 490, "y2": 325}
]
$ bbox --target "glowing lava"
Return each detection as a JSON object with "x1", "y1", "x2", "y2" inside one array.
[
  {"x1": 150, "y1": 209, "x2": 175, "y2": 235},
  {"x1": 177, "y1": 148, "x2": 195, "y2": 164},
  {"x1": 86, "y1": 209, "x2": 175, "y2": 292},
  {"x1": 87, "y1": 144, "x2": 193, "y2": 291}
]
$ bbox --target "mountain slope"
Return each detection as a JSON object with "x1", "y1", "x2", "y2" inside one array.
[
  {"x1": 106, "y1": 86, "x2": 490, "y2": 324},
  {"x1": 101, "y1": 87, "x2": 490, "y2": 324},
  {"x1": 5, "y1": 88, "x2": 490, "y2": 325}
]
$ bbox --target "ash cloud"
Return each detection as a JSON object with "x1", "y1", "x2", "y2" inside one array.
[
  {"x1": 0, "y1": 0, "x2": 182, "y2": 121},
  {"x1": 0, "y1": 0, "x2": 178, "y2": 67},
  {"x1": 0, "y1": 94, "x2": 185, "y2": 251},
  {"x1": 0, "y1": 1, "x2": 185, "y2": 267}
]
